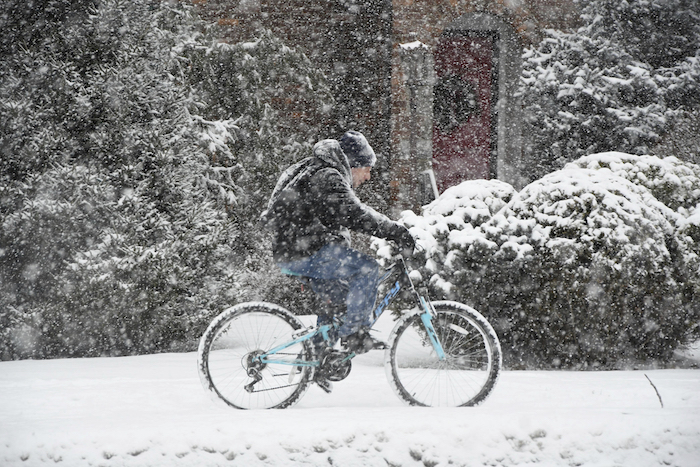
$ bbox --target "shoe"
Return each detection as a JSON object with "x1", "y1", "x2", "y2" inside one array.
[{"x1": 341, "y1": 330, "x2": 387, "y2": 354}]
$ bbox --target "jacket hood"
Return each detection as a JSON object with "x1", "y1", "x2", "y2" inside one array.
[{"x1": 313, "y1": 139, "x2": 352, "y2": 183}]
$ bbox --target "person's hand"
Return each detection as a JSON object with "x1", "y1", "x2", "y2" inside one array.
[{"x1": 394, "y1": 226, "x2": 415, "y2": 256}]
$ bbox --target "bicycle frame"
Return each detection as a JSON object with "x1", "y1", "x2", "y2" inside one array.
[{"x1": 257, "y1": 256, "x2": 446, "y2": 367}]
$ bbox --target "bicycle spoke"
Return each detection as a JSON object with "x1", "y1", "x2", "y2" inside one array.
[
  {"x1": 198, "y1": 304, "x2": 314, "y2": 409},
  {"x1": 386, "y1": 302, "x2": 501, "y2": 407}
]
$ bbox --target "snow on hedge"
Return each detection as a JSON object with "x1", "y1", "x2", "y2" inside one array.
[
  {"x1": 376, "y1": 153, "x2": 700, "y2": 368},
  {"x1": 384, "y1": 180, "x2": 516, "y2": 283},
  {"x1": 570, "y1": 152, "x2": 700, "y2": 214}
]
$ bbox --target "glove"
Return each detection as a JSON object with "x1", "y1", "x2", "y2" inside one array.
[{"x1": 393, "y1": 226, "x2": 415, "y2": 255}]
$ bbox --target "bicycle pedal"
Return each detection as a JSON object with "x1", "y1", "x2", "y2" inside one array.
[
  {"x1": 342, "y1": 333, "x2": 387, "y2": 354},
  {"x1": 314, "y1": 376, "x2": 333, "y2": 393},
  {"x1": 372, "y1": 339, "x2": 388, "y2": 350}
]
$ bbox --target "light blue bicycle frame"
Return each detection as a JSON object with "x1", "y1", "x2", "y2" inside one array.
[{"x1": 257, "y1": 257, "x2": 446, "y2": 367}]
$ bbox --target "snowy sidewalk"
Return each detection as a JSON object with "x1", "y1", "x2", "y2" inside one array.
[{"x1": 1, "y1": 351, "x2": 699, "y2": 466}]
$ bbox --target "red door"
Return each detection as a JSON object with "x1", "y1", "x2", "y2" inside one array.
[{"x1": 432, "y1": 34, "x2": 496, "y2": 193}]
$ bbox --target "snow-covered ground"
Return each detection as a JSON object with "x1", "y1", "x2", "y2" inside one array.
[{"x1": 2, "y1": 314, "x2": 699, "y2": 467}]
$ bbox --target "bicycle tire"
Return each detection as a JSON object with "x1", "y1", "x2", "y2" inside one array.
[
  {"x1": 385, "y1": 301, "x2": 501, "y2": 407},
  {"x1": 197, "y1": 302, "x2": 314, "y2": 409}
]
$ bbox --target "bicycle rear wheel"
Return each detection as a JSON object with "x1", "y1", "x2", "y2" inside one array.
[
  {"x1": 386, "y1": 301, "x2": 501, "y2": 407},
  {"x1": 198, "y1": 302, "x2": 314, "y2": 409}
]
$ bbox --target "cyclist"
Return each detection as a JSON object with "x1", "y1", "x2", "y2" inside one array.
[{"x1": 262, "y1": 131, "x2": 415, "y2": 357}]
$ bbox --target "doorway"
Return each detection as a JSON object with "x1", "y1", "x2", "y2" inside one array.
[{"x1": 432, "y1": 32, "x2": 498, "y2": 193}]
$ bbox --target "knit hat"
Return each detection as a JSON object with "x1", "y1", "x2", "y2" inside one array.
[{"x1": 339, "y1": 131, "x2": 376, "y2": 168}]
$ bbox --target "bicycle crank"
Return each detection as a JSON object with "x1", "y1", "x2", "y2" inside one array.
[{"x1": 317, "y1": 350, "x2": 352, "y2": 382}]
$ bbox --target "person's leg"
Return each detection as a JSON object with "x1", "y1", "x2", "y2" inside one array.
[
  {"x1": 278, "y1": 243, "x2": 383, "y2": 338},
  {"x1": 310, "y1": 244, "x2": 382, "y2": 337}
]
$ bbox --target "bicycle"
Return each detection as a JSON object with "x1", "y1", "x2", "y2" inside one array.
[{"x1": 197, "y1": 253, "x2": 501, "y2": 409}]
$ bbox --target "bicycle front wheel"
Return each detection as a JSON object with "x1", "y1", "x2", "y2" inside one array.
[
  {"x1": 197, "y1": 302, "x2": 314, "y2": 409},
  {"x1": 386, "y1": 301, "x2": 501, "y2": 407}
]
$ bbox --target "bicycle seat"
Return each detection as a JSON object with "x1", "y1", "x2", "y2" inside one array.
[{"x1": 280, "y1": 268, "x2": 314, "y2": 289}]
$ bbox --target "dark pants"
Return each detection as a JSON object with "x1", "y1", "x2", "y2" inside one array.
[{"x1": 278, "y1": 244, "x2": 382, "y2": 337}]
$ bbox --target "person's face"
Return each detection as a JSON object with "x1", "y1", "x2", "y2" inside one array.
[{"x1": 351, "y1": 166, "x2": 372, "y2": 188}]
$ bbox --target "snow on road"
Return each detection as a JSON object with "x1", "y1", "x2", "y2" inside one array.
[{"x1": 1, "y1": 349, "x2": 699, "y2": 467}]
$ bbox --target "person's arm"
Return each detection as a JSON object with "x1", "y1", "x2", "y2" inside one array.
[{"x1": 312, "y1": 169, "x2": 414, "y2": 249}]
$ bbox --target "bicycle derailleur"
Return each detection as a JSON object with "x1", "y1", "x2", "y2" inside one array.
[{"x1": 243, "y1": 350, "x2": 265, "y2": 393}]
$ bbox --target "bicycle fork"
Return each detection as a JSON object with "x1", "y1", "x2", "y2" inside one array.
[
  {"x1": 392, "y1": 256, "x2": 446, "y2": 362},
  {"x1": 419, "y1": 296, "x2": 446, "y2": 360}
]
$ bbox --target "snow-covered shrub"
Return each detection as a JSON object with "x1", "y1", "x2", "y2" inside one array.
[
  {"x1": 377, "y1": 154, "x2": 700, "y2": 368},
  {"x1": 570, "y1": 152, "x2": 700, "y2": 214},
  {"x1": 376, "y1": 180, "x2": 516, "y2": 295},
  {"x1": 520, "y1": 0, "x2": 700, "y2": 181},
  {"x1": 569, "y1": 152, "x2": 700, "y2": 345},
  {"x1": 570, "y1": 152, "x2": 700, "y2": 297}
]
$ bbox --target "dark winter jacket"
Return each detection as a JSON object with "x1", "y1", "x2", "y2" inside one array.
[{"x1": 262, "y1": 139, "x2": 407, "y2": 263}]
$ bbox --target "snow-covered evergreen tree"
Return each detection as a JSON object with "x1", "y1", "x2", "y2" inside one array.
[
  {"x1": 520, "y1": 0, "x2": 700, "y2": 182},
  {"x1": 0, "y1": 0, "x2": 333, "y2": 359}
]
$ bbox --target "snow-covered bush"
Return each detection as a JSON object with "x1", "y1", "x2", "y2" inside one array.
[
  {"x1": 520, "y1": 0, "x2": 700, "y2": 182},
  {"x1": 378, "y1": 180, "x2": 517, "y2": 295},
  {"x1": 377, "y1": 154, "x2": 700, "y2": 368},
  {"x1": 0, "y1": 0, "x2": 333, "y2": 359},
  {"x1": 570, "y1": 152, "x2": 700, "y2": 215}
]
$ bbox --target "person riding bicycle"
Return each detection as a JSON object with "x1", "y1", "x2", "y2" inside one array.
[{"x1": 262, "y1": 131, "x2": 415, "y2": 356}]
